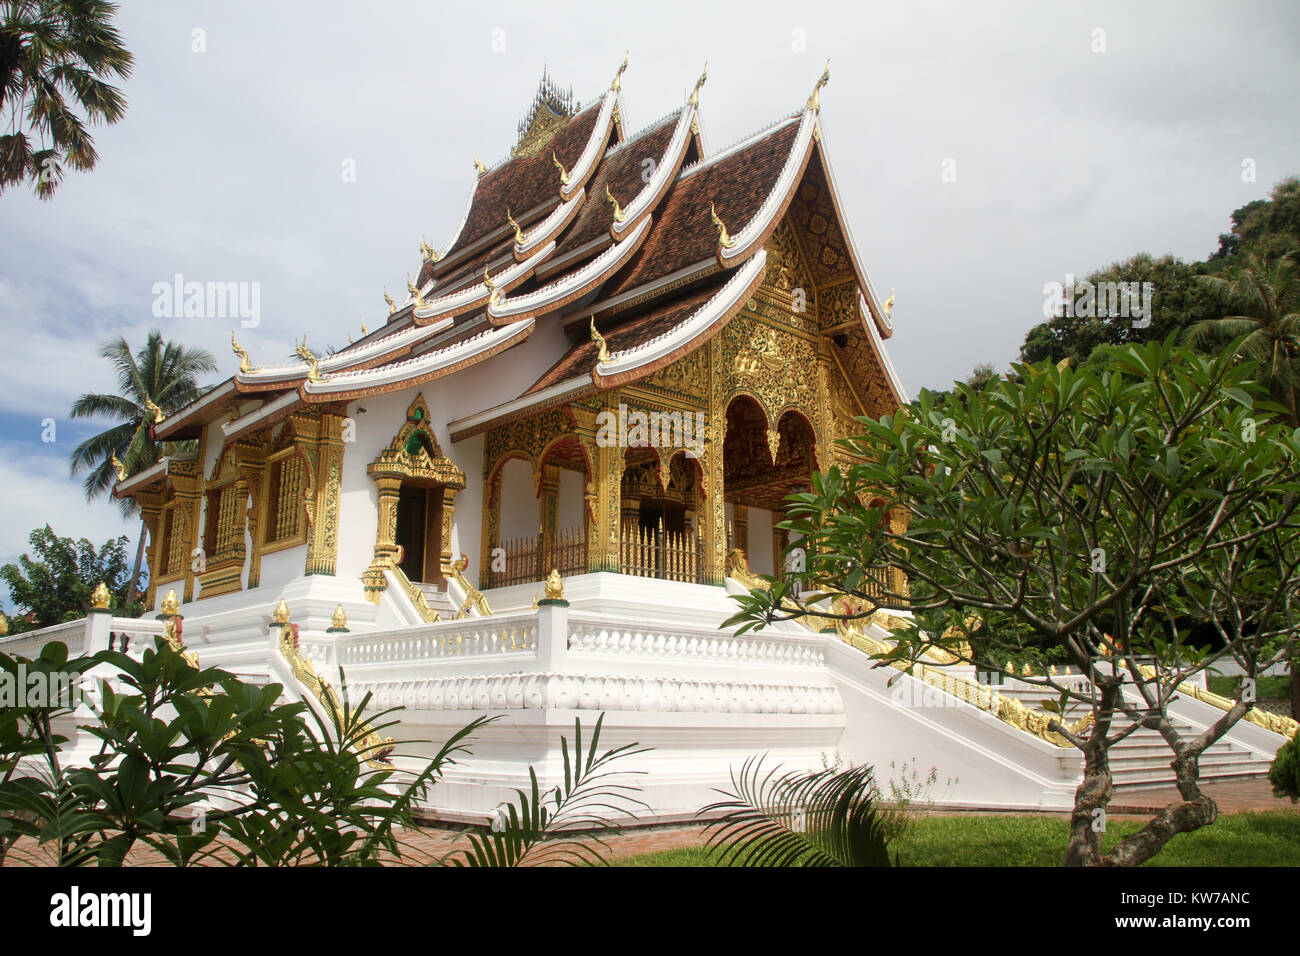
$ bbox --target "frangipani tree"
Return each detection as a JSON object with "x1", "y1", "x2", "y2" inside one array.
[{"x1": 726, "y1": 337, "x2": 1300, "y2": 866}]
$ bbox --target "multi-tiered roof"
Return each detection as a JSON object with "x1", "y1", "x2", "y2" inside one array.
[{"x1": 126, "y1": 59, "x2": 903, "y2": 477}]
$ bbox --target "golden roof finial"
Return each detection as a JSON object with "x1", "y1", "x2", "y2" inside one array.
[
  {"x1": 806, "y1": 59, "x2": 830, "y2": 112},
  {"x1": 884, "y1": 288, "x2": 895, "y2": 319},
  {"x1": 544, "y1": 568, "x2": 565, "y2": 600},
  {"x1": 688, "y1": 62, "x2": 708, "y2": 107},
  {"x1": 590, "y1": 315, "x2": 615, "y2": 364},
  {"x1": 507, "y1": 208, "x2": 525, "y2": 244},
  {"x1": 360, "y1": 319, "x2": 369, "y2": 336},
  {"x1": 161, "y1": 589, "x2": 180, "y2": 616},
  {"x1": 331, "y1": 604, "x2": 348, "y2": 630},
  {"x1": 272, "y1": 598, "x2": 290, "y2": 625},
  {"x1": 611, "y1": 51, "x2": 629, "y2": 92},
  {"x1": 384, "y1": 289, "x2": 396, "y2": 315},
  {"x1": 420, "y1": 236, "x2": 438, "y2": 262},
  {"x1": 483, "y1": 266, "x2": 502, "y2": 308},
  {"x1": 231, "y1": 330, "x2": 256, "y2": 374},
  {"x1": 406, "y1": 273, "x2": 426, "y2": 309},
  {"x1": 474, "y1": 156, "x2": 487, "y2": 177},
  {"x1": 710, "y1": 201, "x2": 736, "y2": 249},
  {"x1": 552, "y1": 151, "x2": 569, "y2": 187},
  {"x1": 143, "y1": 397, "x2": 164, "y2": 424},
  {"x1": 295, "y1": 339, "x2": 327, "y2": 384},
  {"x1": 110, "y1": 451, "x2": 127, "y2": 482},
  {"x1": 90, "y1": 582, "x2": 111, "y2": 610},
  {"x1": 605, "y1": 184, "x2": 625, "y2": 223},
  {"x1": 0, "y1": 615, "x2": 7, "y2": 636}
]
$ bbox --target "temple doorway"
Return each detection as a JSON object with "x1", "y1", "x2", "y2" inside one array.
[{"x1": 396, "y1": 482, "x2": 445, "y2": 586}]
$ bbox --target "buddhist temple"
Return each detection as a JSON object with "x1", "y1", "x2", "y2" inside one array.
[{"x1": 55, "y1": 61, "x2": 1282, "y2": 818}]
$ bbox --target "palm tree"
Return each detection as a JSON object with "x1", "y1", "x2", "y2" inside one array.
[
  {"x1": 69, "y1": 331, "x2": 217, "y2": 604},
  {"x1": 1185, "y1": 253, "x2": 1300, "y2": 425},
  {"x1": 1, "y1": 0, "x2": 134, "y2": 199}
]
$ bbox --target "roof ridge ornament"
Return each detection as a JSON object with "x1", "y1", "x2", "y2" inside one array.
[
  {"x1": 360, "y1": 319, "x2": 369, "y2": 336},
  {"x1": 144, "y1": 397, "x2": 164, "y2": 424},
  {"x1": 420, "y1": 236, "x2": 440, "y2": 262},
  {"x1": 688, "y1": 63, "x2": 708, "y2": 107},
  {"x1": 553, "y1": 151, "x2": 569, "y2": 187},
  {"x1": 611, "y1": 51, "x2": 629, "y2": 92},
  {"x1": 590, "y1": 315, "x2": 615, "y2": 364},
  {"x1": 806, "y1": 59, "x2": 830, "y2": 112},
  {"x1": 710, "y1": 201, "x2": 737, "y2": 249},
  {"x1": 406, "y1": 273, "x2": 427, "y2": 309},
  {"x1": 605, "y1": 184, "x2": 626, "y2": 223},
  {"x1": 295, "y1": 339, "x2": 327, "y2": 384},
  {"x1": 884, "y1": 288, "x2": 895, "y2": 319},
  {"x1": 507, "y1": 208, "x2": 526, "y2": 244},
  {"x1": 231, "y1": 331, "x2": 257, "y2": 374},
  {"x1": 110, "y1": 451, "x2": 127, "y2": 482},
  {"x1": 384, "y1": 290, "x2": 396, "y2": 315},
  {"x1": 474, "y1": 157, "x2": 487, "y2": 177},
  {"x1": 484, "y1": 266, "x2": 502, "y2": 307}
]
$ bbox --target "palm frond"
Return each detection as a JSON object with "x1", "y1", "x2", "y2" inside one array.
[{"x1": 702, "y1": 757, "x2": 897, "y2": 867}]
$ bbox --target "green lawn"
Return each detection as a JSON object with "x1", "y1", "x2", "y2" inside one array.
[
  {"x1": 1207, "y1": 674, "x2": 1290, "y2": 700},
  {"x1": 613, "y1": 811, "x2": 1300, "y2": 867}
]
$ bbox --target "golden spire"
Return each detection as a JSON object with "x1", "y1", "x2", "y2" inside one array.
[
  {"x1": 710, "y1": 201, "x2": 736, "y2": 249},
  {"x1": 553, "y1": 151, "x2": 569, "y2": 187},
  {"x1": 161, "y1": 589, "x2": 180, "y2": 615},
  {"x1": 406, "y1": 273, "x2": 426, "y2": 309},
  {"x1": 295, "y1": 340, "x2": 326, "y2": 384},
  {"x1": 590, "y1": 315, "x2": 614, "y2": 364},
  {"x1": 231, "y1": 330, "x2": 256, "y2": 374},
  {"x1": 507, "y1": 208, "x2": 525, "y2": 244},
  {"x1": 544, "y1": 568, "x2": 565, "y2": 600},
  {"x1": 611, "y1": 51, "x2": 629, "y2": 92},
  {"x1": 331, "y1": 604, "x2": 348, "y2": 630},
  {"x1": 272, "y1": 598, "x2": 290, "y2": 625},
  {"x1": 483, "y1": 266, "x2": 502, "y2": 308},
  {"x1": 360, "y1": 319, "x2": 369, "y2": 336},
  {"x1": 806, "y1": 59, "x2": 830, "y2": 112},
  {"x1": 90, "y1": 582, "x2": 111, "y2": 610},
  {"x1": 688, "y1": 63, "x2": 708, "y2": 107},
  {"x1": 110, "y1": 451, "x2": 127, "y2": 482},
  {"x1": 884, "y1": 288, "x2": 895, "y2": 319},
  {"x1": 474, "y1": 156, "x2": 487, "y2": 176},
  {"x1": 143, "y1": 397, "x2": 164, "y2": 424},
  {"x1": 605, "y1": 184, "x2": 625, "y2": 223},
  {"x1": 384, "y1": 289, "x2": 396, "y2": 315}
]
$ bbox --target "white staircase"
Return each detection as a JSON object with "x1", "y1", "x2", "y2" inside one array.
[{"x1": 416, "y1": 583, "x2": 458, "y2": 619}]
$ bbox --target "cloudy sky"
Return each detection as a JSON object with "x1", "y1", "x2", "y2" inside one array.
[{"x1": 2, "y1": 0, "x2": 1298, "y2": 607}]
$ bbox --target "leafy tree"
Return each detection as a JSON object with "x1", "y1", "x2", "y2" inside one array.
[
  {"x1": 0, "y1": 524, "x2": 140, "y2": 629},
  {"x1": 69, "y1": 330, "x2": 217, "y2": 602},
  {"x1": 1270, "y1": 732, "x2": 1300, "y2": 804},
  {"x1": 1186, "y1": 253, "x2": 1300, "y2": 426},
  {"x1": 1212, "y1": 177, "x2": 1300, "y2": 265},
  {"x1": 726, "y1": 338, "x2": 1300, "y2": 866},
  {"x1": 0, "y1": 0, "x2": 133, "y2": 199}
]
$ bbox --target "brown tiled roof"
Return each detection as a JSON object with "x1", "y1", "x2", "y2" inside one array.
[
  {"x1": 525, "y1": 275, "x2": 728, "y2": 393},
  {"x1": 551, "y1": 112, "x2": 683, "y2": 259},
  {"x1": 432, "y1": 101, "x2": 608, "y2": 272},
  {"x1": 602, "y1": 118, "x2": 801, "y2": 299}
]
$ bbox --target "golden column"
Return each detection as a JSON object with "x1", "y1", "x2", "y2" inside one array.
[{"x1": 363, "y1": 473, "x2": 403, "y2": 602}]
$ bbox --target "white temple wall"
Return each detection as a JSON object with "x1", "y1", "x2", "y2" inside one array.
[
  {"x1": 258, "y1": 544, "x2": 306, "y2": 593},
  {"x1": 437, "y1": 316, "x2": 572, "y2": 423},
  {"x1": 556, "y1": 467, "x2": 585, "y2": 533},
  {"x1": 498, "y1": 458, "x2": 540, "y2": 542},
  {"x1": 450, "y1": 433, "x2": 485, "y2": 585}
]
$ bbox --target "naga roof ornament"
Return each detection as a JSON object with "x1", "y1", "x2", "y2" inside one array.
[
  {"x1": 710, "y1": 201, "x2": 736, "y2": 249},
  {"x1": 295, "y1": 340, "x2": 327, "y2": 384},
  {"x1": 688, "y1": 63, "x2": 707, "y2": 107},
  {"x1": 611, "y1": 51, "x2": 629, "y2": 92},
  {"x1": 143, "y1": 397, "x2": 164, "y2": 424},
  {"x1": 553, "y1": 150, "x2": 569, "y2": 186},
  {"x1": 474, "y1": 157, "x2": 487, "y2": 176},
  {"x1": 420, "y1": 236, "x2": 439, "y2": 262},
  {"x1": 589, "y1": 315, "x2": 615, "y2": 364},
  {"x1": 806, "y1": 60, "x2": 830, "y2": 112},
  {"x1": 884, "y1": 289, "x2": 895, "y2": 319},
  {"x1": 483, "y1": 266, "x2": 502, "y2": 307},
  {"x1": 360, "y1": 320, "x2": 369, "y2": 336},
  {"x1": 110, "y1": 451, "x2": 127, "y2": 481},
  {"x1": 605, "y1": 184, "x2": 626, "y2": 223},
  {"x1": 384, "y1": 290, "x2": 396, "y2": 315},
  {"x1": 406, "y1": 273, "x2": 426, "y2": 309},
  {"x1": 230, "y1": 331, "x2": 256, "y2": 374},
  {"x1": 507, "y1": 208, "x2": 525, "y2": 244}
]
